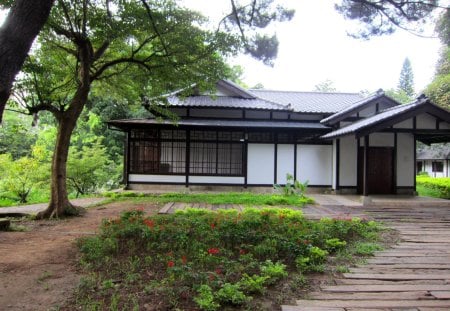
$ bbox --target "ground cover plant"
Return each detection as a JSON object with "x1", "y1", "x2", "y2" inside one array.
[
  {"x1": 416, "y1": 175, "x2": 450, "y2": 199},
  {"x1": 104, "y1": 191, "x2": 314, "y2": 207},
  {"x1": 74, "y1": 207, "x2": 381, "y2": 310}
]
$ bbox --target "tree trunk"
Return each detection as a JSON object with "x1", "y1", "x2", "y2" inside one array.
[
  {"x1": 36, "y1": 42, "x2": 92, "y2": 219},
  {"x1": 0, "y1": 0, "x2": 54, "y2": 123}
]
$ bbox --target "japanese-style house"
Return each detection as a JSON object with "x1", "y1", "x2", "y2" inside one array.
[{"x1": 108, "y1": 80, "x2": 450, "y2": 195}]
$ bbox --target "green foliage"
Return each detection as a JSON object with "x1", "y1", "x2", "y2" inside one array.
[
  {"x1": 398, "y1": 57, "x2": 415, "y2": 98},
  {"x1": 104, "y1": 191, "x2": 313, "y2": 206},
  {"x1": 76, "y1": 207, "x2": 381, "y2": 309},
  {"x1": 239, "y1": 274, "x2": 269, "y2": 294},
  {"x1": 335, "y1": 0, "x2": 438, "y2": 39},
  {"x1": 67, "y1": 140, "x2": 119, "y2": 197},
  {"x1": 274, "y1": 173, "x2": 309, "y2": 198},
  {"x1": 416, "y1": 175, "x2": 450, "y2": 199},
  {"x1": 260, "y1": 260, "x2": 288, "y2": 284},
  {"x1": 194, "y1": 285, "x2": 220, "y2": 311},
  {"x1": 354, "y1": 242, "x2": 383, "y2": 256},
  {"x1": 0, "y1": 153, "x2": 48, "y2": 203},
  {"x1": 216, "y1": 283, "x2": 250, "y2": 305},
  {"x1": 385, "y1": 88, "x2": 413, "y2": 104},
  {"x1": 0, "y1": 112, "x2": 37, "y2": 159},
  {"x1": 314, "y1": 79, "x2": 337, "y2": 92},
  {"x1": 325, "y1": 238, "x2": 347, "y2": 252}
]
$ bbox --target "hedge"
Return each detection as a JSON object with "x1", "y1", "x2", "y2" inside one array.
[{"x1": 416, "y1": 176, "x2": 450, "y2": 199}]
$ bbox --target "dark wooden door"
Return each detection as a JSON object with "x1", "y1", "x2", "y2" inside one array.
[{"x1": 358, "y1": 147, "x2": 394, "y2": 194}]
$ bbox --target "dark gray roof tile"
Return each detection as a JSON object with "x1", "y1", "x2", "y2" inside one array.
[{"x1": 250, "y1": 89, "x2": 363, "y2": 114}]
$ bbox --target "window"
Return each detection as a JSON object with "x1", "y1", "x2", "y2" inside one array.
[
  {"x1": 189, "y1": 130, "x2": 244, "y2": 176},
  {"x1": 432, "y1": 161, "x2": 444, "y2": 172},
  {"x1": 129, "y1": 129, "x2": 244, "y2": 176},
  {"x1": 129, "y1": 130, "x2": 186, "y2": 174}
]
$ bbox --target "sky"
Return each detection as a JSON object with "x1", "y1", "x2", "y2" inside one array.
[
  {"x1": 182, "y1": 0, "x2": 445, "y2": 94},
  {"x1": 0, "y1": 1, "x2": 446, "y2": 94}
]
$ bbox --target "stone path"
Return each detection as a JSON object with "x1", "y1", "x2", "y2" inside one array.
[
  {"x1": 282, "y1": 204, "x2": 450, "y2": 311},
  {"x1": 0, "y1": 197, "x2": 106, "y2": 216}
]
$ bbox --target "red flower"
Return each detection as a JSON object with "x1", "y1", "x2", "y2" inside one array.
[
  {"x1": 207, "y1": 248, "x2": 220, "y2": 255},
  {"x1": 143, "y1": 219, "x2": 155, "y2": 229},
  {"x1": 239, "y1": 249, "x2": 247, "y2": 255},
  {"x1": 182, "y1": 255, "x2": 187, "y2": 265},
  {"x1": 167, "y1": 260, "x2": 175, "y2": 268},
  {"x1": 210, "y1": 223, "x2": 216, "y2": 229},
  {"x1": 215, "y1": 268, "x2": 222, "y2": 275}
]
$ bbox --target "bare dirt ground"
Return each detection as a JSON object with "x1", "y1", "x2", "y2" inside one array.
[{"x1": 0, "y1": 201, "x2": 160, "y2": 311}]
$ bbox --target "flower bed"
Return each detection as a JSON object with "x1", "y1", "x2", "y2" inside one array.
[{"x1": 76, "y1": 208, "x2": 380, "y2": 310}]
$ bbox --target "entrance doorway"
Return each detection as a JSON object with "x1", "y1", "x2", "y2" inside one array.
[{"x1": 357, "y1": 147, "x2": 395, "y2": 194}]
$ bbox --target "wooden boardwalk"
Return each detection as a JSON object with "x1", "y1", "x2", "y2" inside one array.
[{"x1": 282, "y1": 205, "x2": 450, "y2": 311}]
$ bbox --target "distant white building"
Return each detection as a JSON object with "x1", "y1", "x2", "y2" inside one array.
[
  {"x1": 417, "y1": 145, "x2": 450, "y2": 178},
  {"x1": 109, "y1": 80, "x2": 450, "y2": 196}
]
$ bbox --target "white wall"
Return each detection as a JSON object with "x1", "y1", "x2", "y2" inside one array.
[
  {"x1": 397, "y1": 133, "x2": 415, "y2": 187},
  {"x1": 416, "y1": 113, "x2": 436, "y2": 129},
  {"x1": 297, "y1": 145, "x2": 332, "y2": 185},
  {"x1": 129, "y1": 174, "x2": 186, "y2": 183},
  {"x1": 276, "y1": 144, "x2": 295, "y2": 184},
  {"x1": 189, "y1": 176, "x2": 245, "y2": 184},
  {"x1": 247, "y1": 144, "x2": 274, "y2": 184},
  {"x1": 419, "y1": 160, "x2": 449, "y2": 178},
  {"x1": 369, "y1": 133, "x2": 395, "y2": 147},
  {"x1": 339, "y1": 136, "x2": 357, "y2": 186},
  {"x1": 393, "y1": 119, "x2": 413, "y2": 129},
  {"x1": 332, "y1": 140, "x2": 337, "y2": 189}
]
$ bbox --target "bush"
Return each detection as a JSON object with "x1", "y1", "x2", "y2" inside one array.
[
  {"x1": 416, "y1": 175, "x2": 450, "y2": 199},
  {"x1": 76, "y1": 207, "x2": 381, "y2": 310}
]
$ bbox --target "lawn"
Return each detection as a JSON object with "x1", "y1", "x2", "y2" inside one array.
[
  {"x1": 73, "y1": 207, "x2": 383, "y2": 310},
  {"x1": 104, "y1": 191, "x2": 314, "y2": 207}
]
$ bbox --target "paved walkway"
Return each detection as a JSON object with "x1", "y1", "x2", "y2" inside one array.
[
  {"x1": 0, "y1": 198, "x2": 106, "y2": 216},
  {"x1": 282, "y1": 204, "x2": 450, "y2": 311}
]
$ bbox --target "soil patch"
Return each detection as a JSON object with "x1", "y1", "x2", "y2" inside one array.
[{"x1": 0, "y1": 201, "x2": 160, "y2": 311}]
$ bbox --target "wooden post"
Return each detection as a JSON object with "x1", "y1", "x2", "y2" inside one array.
[{"x1": 363, "y1": 135, "x2": 369, "y2": 196}]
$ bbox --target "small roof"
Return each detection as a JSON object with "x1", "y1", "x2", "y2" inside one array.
[
  {"x1": 108, "y1": 118, "x2": 330, "y2": 131},
  {"x1": 321, "y1": 95, "x2": 450, "y2": 140},
  {"x1": 320, "y1": 90, "x2": 400, "y2": 125},
  {"x1": 166, "y1": 95, "x2": 289, "y2": 111},
  {"x1": 250, "y1": 89, "x2": 364, "y2": 114},
  {"x1": 417, "y1": 144, "x2": 450, "y2": 160}
]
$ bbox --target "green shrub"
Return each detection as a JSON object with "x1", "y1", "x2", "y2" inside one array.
[
  {"x1": 216, "y1": 283, "x2": 250, "y2": 305},
  {"x1": 194, "y1": 285, "x2": 219, "y2": 311},
  {"x1": 416, "y1": 176, "x2": 450, "y2": 199},
  {"x1": 76, "y1": 207, "x2": 381, "y2": 310}
]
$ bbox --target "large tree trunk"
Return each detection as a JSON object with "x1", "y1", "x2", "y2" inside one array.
[
  {"x1": 0, "y1": 0, "x2": 54, "y2": 123},
  {"x1": 36, "y1": 42, "x2": 92, "y2": 219}
]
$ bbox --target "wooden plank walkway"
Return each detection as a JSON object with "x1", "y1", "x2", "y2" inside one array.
[{"x1": 282, "y1": 205, "x2": 450, "y2": 311}]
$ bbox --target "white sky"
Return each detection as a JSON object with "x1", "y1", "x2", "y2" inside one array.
[
  {"x1": 1, "y1": 1, "x2": 446, "y2": 94},
  {"x1": 182, "y1": 0, "x2": 445, "y2": 94}
]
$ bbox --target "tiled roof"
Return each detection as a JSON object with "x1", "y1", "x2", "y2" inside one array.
[
  {"x1": 108, "y1": 118, "x2": 330, "y2": 130},
  {"x1": 320, "y1": 90, "x2": 399, "y2": 124},
  {"x1": 417, "y1": 145, "x2": 450, "y2": 160},
  {"x1": 250, "y1": 89, "x2": 363, "y2": 114},
  {"x1": 166, "y1": 95, "x2": 289, "y2": 111},
  {"x1": 321, "y1": 96, "x2": 430, "y2": 139}
]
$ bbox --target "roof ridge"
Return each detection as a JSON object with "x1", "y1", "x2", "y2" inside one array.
[{"x1": 250, "y1": 89, "x2": 362, "y2": 95}]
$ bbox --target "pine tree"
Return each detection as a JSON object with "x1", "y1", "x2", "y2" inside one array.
[{"x1": 398, "y1": 57, "x2": 415, "y2": 98}]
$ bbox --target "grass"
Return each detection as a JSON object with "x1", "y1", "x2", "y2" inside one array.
[
  {"x1": 416, "y1": 184, "x2": 442, "y2": 198},
  {"x1": 104, "y1": 191, "x2": 314, "y2": 207},
  {"x1": 416, "y1": 175, "x2": 450, "y2": 199},
  {"x1": 72, "y1": 208, "x2": 383, "y2": 310}
]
